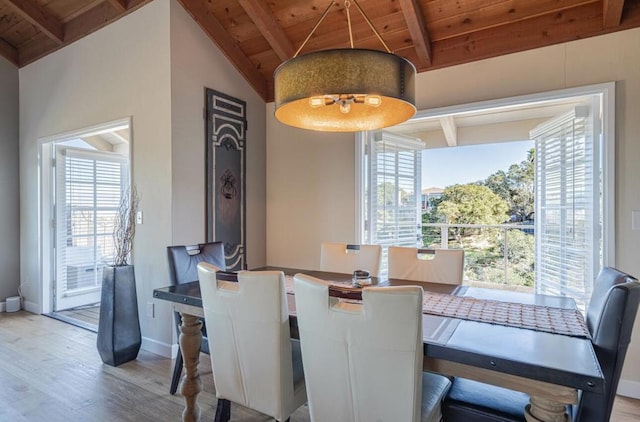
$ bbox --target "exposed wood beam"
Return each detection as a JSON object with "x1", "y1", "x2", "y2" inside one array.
[
  {"x1": 398, "y1": 0, "x2": 432, "y2": 66},
  {"x1": 82, "y1": 135, "x2": 115, "y2": 152},
  {"x1": 64, "y1": 2, "x2": 119, "y2": 41},
  {"x1": 106, "y1": 0, "x2": 128, "y2": 13},
  {"x1": 430, "y1": 2, "x2": 640, "y2": 71},
  {"x1": 61, "y1": 0, "x2": 105, "y2": 23},
  {"x1": 0, "y1": 38, "x2": 19, "y2": 66},
  {"x1": 237, "y1": 0, "x2": 294, "y2": 61},
  {"x1": 439, "y1": 116, "x2": 457, "y2": 147},
  {"x1": 19, "y1": 0, "x2": 152, "y2": 66},
  {"x1": 5, "y1": 0, "x2": 64, "y2": 44},
  {"x1": 427, "y1": 0, "x2": 598, "y2": 42},
  {"x1": 603, "y1": 0, "x2": 625, "y2": 27},
  {"x1": 179, "y1": 0, "x2": 269, "y2": 101}
]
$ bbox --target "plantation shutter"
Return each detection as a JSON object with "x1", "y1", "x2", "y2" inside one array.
[
  {"x1": 55, "y1": 147, "x2": 127, "y2": 310},
  {"x1": 531, "y1": 106, "x2": 599, "y2": 311},
  {"x1": 366, "y1": 131, "x2": 424, "y2": 273}
]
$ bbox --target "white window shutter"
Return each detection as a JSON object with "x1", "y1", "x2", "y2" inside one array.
[
  {"x1": 55, "y1": 146, "x2": 127, "y2": 309},
  {"x1": 366, "y1": 132, "x2": 424, "y2": 274},
  {"x1": 531, "y1": 106, "x2": 597, "y2": 312}
]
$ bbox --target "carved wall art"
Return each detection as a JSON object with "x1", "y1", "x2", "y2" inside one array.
[{"x1": 206, "y1": 89, "x2": 247, "y2": 270}]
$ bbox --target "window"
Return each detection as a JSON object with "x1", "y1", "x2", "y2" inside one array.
[
  {"x1": 531, "y1": 105, "x2": 600, "y2": 311},
  {"x1": 363, "y1": 131, "x2": 424, "y2": 274},
  {"x1": 54, "y1": 147, "x2": 128, "y2": 311},
  {"x1": 357, "y1": 83, "x2": 614, "y2": 309}
]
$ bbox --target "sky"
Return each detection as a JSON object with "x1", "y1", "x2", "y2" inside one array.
[{"x1": 422, "y1": 140, "x2": 534, "y2": 189}]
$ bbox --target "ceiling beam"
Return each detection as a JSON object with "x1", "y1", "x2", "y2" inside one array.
[
  {"x1": 237, "y1": 0, "x2": 295, "y2": 61},
  {"x1": 0, "y1": 38, "x2": 19, "y2": 65},
  {"x1": 603, "y1": 0, "x2": 625, "y2": 27},
  {"x1": 82, "y1": 135, "x2": 116, "y2": 152},
  {"x1": 439, "y1": 116, "x2": 457, "y2": 147},
  {"x1": 18, "y1": 0, "x2": 152, "y2": 66},
  {"x1": 398, "y1": 0, "x2": 432, "y2": 66},
  {"x1": 178, "y1": 0, "x2": 269, "y2": 100},
  {"x1": 5, "y1": 0, "x2": 64, "y2": 44},
  {"x1": 427, "y1": 0, "x2": 598, "y2": 42},
  {"x1": 64, "y1": 2, "x2": 119, "y2": 41},
  {"x1": 106, "y1": 0, "x2": 128, "y2": 13},
  {"x1": 430, "y1": 1, "x2": 640, "y2": 71}
]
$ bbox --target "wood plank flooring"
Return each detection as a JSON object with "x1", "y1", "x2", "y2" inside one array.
[
  {"x1": 1, "y1": 311, "x2": 638, "y2": 421},
  {"x1": 47, "y1": 304, "x2": 100, "y2": 332}
]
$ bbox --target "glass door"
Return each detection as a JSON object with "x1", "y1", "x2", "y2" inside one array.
[{"x1": 53, "y1": 146, "x2": 128, "y2": 311}]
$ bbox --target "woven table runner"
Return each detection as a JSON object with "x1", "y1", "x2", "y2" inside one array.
[{"x1": 284, "y1": 275, "x2": 590, "y2": 339}]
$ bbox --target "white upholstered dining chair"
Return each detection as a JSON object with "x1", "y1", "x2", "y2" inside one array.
[
  {"x1": 197, "y1": 263, "x2": 307, "y2": 422},
  {"x1": 293, "y1": 273, "x2": 451, "y2": 422},
  {"x1": 320, "y1": 242, "x2": 382, "y2": 277},
  {"x1": 388, "y1": 246, "x2": 465, "y2": 285}
]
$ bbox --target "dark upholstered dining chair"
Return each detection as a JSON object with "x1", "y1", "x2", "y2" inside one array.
[
  {"x1": 166, "y1": 241, "x2": 225, "y2": 395},
  {"x1": 441, "y1": 267, "x2": 640, "y2": 422}
]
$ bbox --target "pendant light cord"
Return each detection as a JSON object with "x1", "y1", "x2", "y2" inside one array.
[
  {"x1": 294, "y1": 1, "x2": 335, "y2": 57},
  {"x1": 351, "y1": 0, "x2": 391, "y2": 53},
  {"x1": 293, "y1": 0, "x2": 392, "y2": 58},
  {"x1": 346, "y1": 1, "x2": 354, "y2": 48}
]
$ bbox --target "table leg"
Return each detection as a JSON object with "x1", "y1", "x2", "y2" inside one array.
[
  {"x1": 179, "y1": 312, "x2": 203, "y2": 422},
  {"x1": 525, "y1": 395, "x2": 569, "y2": 422}
]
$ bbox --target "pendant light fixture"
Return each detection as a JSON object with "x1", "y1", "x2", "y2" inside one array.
[{"x1": 273, "y1": 0, "x2": 416, "y2": 132}]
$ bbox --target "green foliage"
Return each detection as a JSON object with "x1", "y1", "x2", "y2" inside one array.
[
  {"x1": 481, "y1": 148, "x2": 534, "y2": 221},
  {"x1": 459, "y1": 229, "x2": 534, "y2": 287},
  {"x1": 421, "y1": 148, "x2": 535, "y2": 287},
  {"x1": 377, "y1": 181, "x2": 412, "y2": 207},
  {"x1": 437, "y1": 184, "x2": 510, "y2": 225}
]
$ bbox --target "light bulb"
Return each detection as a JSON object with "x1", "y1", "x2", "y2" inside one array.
[
  {"x1": 309, "y1": 96, "x2": 325, "y2": 108},
  {"x1": 364, "y1": 95, "x2": 382, "y2": 107}
]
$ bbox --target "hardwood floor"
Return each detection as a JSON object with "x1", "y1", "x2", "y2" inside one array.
[
  {"x1": 0, "y1": 311, "x2": 638, "y2": 421},
  {"x1": 0, "y1": 311, "x2": 308, "y2": 421},
  {"x1": 47, "y1": 304, "x2": 101, "y2": 332}
]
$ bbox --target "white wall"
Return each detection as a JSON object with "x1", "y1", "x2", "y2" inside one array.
[
  {"x1": 0, "y1": 56, "x2": 19, "y2": 310},
  {"x1": 17, "y1": 0, "x2": 268, "y2": 355},
  {"x1": 266, "y1": 111, "x2": 356, "y2": 270},
  {"x1": 169, "y1": 0, "x2": 266, "y2": 268},
  {"x1": 19, "y1": 0, "x2": 174, "y2": 352},
  {"x1": 266, "y1": 27, "x2": 640, "y2": 395}
]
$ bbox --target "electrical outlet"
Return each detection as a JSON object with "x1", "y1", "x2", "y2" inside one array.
[
  {"x1": 633, "y1": 211, "x2": 640, "y2": 230},
  {"x1": 136, "y1": 211, "x2": 143, "y2": 225},
  {"x1": 147, "y1": 302, "x2": 154, "y2": 318}
]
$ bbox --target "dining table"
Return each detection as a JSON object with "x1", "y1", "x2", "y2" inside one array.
[{"x1": 153, "y1": 266, "x2": 604, "y2": 422}]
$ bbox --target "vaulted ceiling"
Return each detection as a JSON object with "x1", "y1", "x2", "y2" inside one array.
[{"x1": 2, "y1": 0, "x2": 639, "y2": 102}]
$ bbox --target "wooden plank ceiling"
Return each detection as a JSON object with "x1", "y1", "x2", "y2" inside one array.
[{"x1": 2, "y1": 0, "x2": 639, "y2": 102}]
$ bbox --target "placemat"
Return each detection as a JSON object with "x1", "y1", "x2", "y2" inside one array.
[{"x1": 284, "y1": 275, "x2": 590, "y2": 339}]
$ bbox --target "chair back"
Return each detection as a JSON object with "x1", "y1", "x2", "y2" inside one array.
[
  {"x1": 198, "y1": 263, "x2": 305, "y2": 421},
  {"x1": 320, "y1": 242, "x2": 382, "y2": 277},
  {"x1": 294, "y1": 273, "x2": 424, "y2": 422},
  {"x1": 577, "y1": 267, "x2": 640, "y2": 422},
  {"x1": 388, "y1": 246, "x2": 464, "y2": 284},
  {"x1": 167, "y1": 242, "x2": 225, "y2": 285}
]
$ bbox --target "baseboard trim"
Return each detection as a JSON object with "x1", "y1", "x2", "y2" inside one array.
[
  {"x1": 141, "y1": 336, "x2": 174, "y2": 358},
  {"x1": 23, "y1": 301, "x2": 40, "y2": 313},
  {"x1": 617, "y1": 379, "x2": 640, "y2": 399}
]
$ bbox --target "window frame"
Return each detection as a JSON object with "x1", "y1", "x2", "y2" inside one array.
[{"x1": 356, "y1": 82, "x2": 616, "y2": 278}]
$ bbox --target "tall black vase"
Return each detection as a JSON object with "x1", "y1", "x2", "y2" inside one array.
[{"x1": 97, "y1": 265, "x2": 141, "y2": 366}]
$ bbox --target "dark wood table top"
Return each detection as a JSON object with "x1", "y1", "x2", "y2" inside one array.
[{"x1": 153, "y1": 266, "x2": 604, "y2": 396}]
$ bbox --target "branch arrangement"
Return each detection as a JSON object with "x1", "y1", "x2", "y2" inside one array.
[{"x1": 113, "y1": 186, "x2": 139, "y2": 267}]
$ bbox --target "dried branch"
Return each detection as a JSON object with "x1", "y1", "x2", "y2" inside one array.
[{"x1": 113, "y1": 186, "x2": 139, "y2": 266}]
